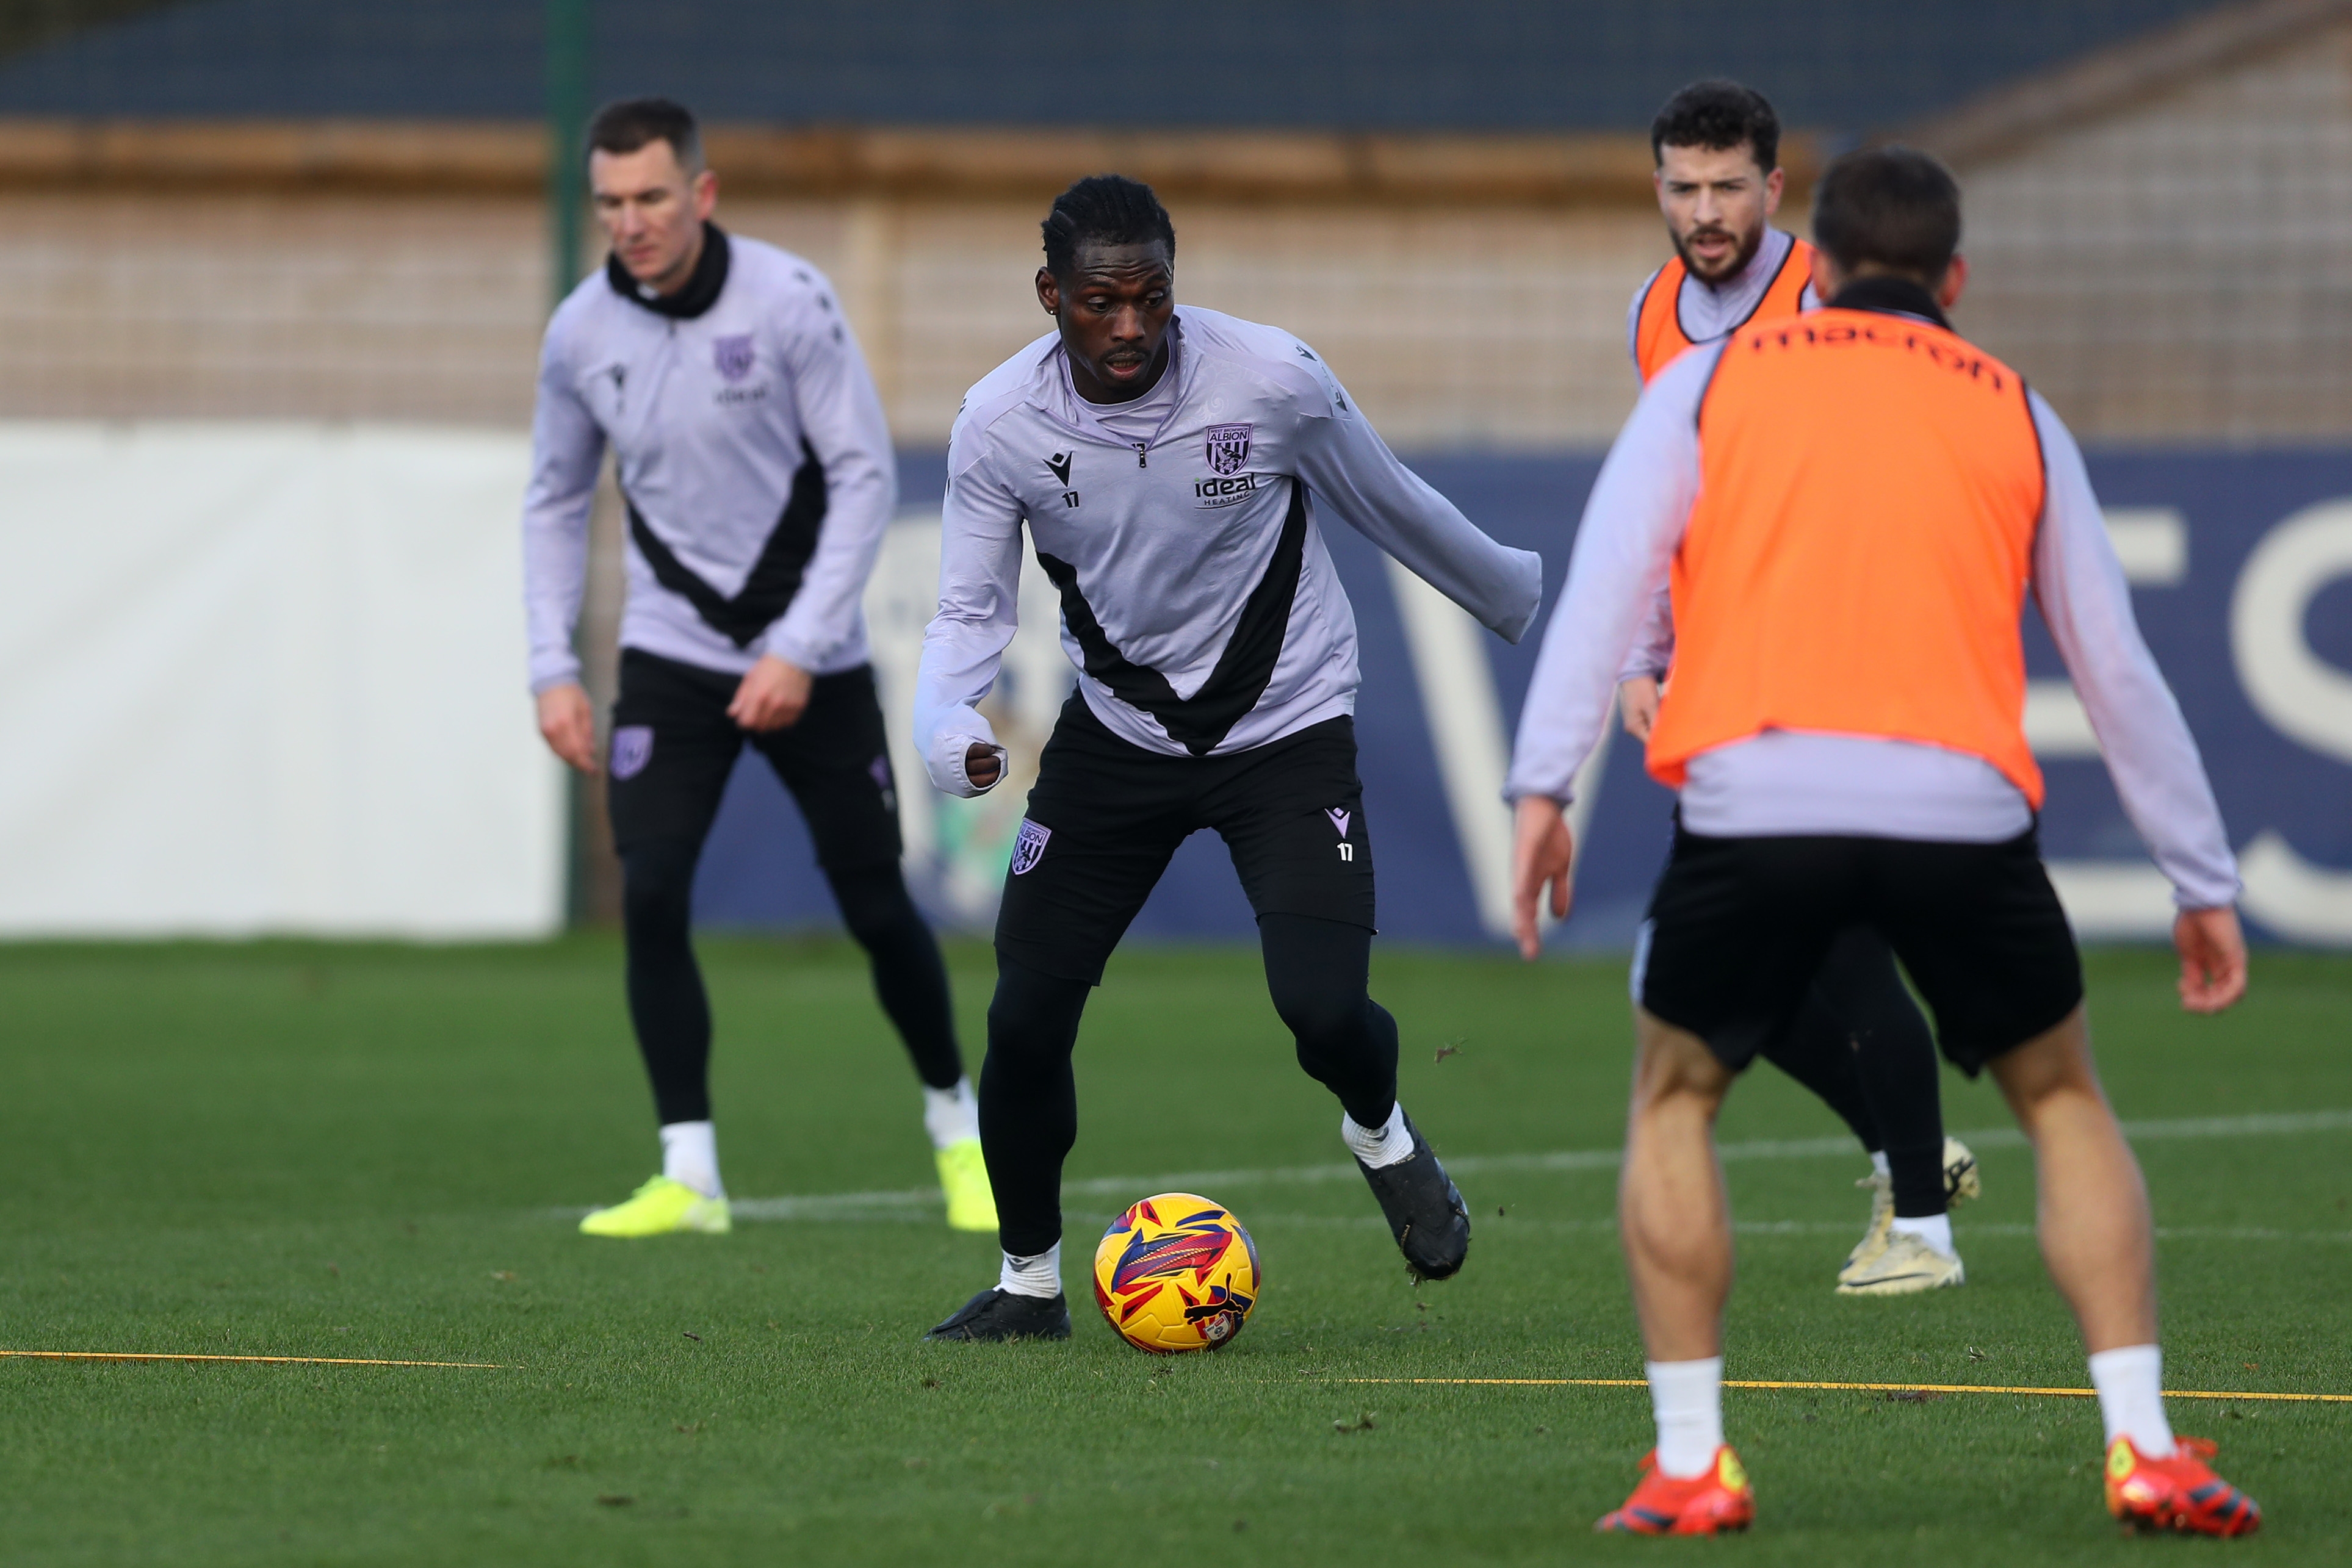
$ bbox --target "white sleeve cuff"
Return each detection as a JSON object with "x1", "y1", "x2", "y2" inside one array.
[{"x1": 947, "y1": 741, "x2": 1008, "y2": 797}]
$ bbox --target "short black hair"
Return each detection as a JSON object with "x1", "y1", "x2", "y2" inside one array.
[
  {"x1": 1811, "y1": 146, "x2": 1962, "y2": 281},
  {"x1": 1041, "y1": 174, "x2": 1176, "y2": 279},
  {"x1": 586, "y1": 97, "x2": 703, "y2": 170},
  {"x1": 1650, "y1": 79, "x2": 1780, "y2": 173}
]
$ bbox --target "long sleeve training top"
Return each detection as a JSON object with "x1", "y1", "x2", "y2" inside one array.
[
  {"x1": 1504, "y1": 327, "x2": 2240, "y2": 911},
  {"x1": 521, "y1": 226, "x2": 896, "y2": 692},
  {"x1": 915, "y1": 306, "x2": 1545, "y2": 796}
]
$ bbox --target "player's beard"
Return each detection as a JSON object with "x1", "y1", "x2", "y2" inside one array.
[{"x1": 1673, "y1": 218, "x2": 1765, "y2": 285}]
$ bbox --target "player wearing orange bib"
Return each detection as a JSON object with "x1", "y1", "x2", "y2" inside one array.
[
  {"x1": 1622, "y1": 82, "x2": 1974, "y2": 1298},
  {"x1": 1509, "y1": 147, "x2": 2257, "y2": 1538}
]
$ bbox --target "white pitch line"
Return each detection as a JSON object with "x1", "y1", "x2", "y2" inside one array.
[{"x1": 718, "y1": 1107, "x2": 2352, "y2": 1223}]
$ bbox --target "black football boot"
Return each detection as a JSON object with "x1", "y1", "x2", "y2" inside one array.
[
  {"x1": 1355, "y1": 1110, "x2": 1471, "y2": 1281},
  {"x1": 923, "y1": 1288, "x2": 1073, "y2": 1342}
]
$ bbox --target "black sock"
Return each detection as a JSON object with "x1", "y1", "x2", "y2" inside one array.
[
  {"x1": 621, "y1": 836, "x2": 713, "y2": 1126},
  {"x1": 828, "y1": 862, "x2": 964, "y2": 1091},
  {"x1": 1258, "y1": 913, "x2": 1398, "y2": 1131},
  {"x1": 978, "y1": 956, "x2": 1091, "y2": 1257}
]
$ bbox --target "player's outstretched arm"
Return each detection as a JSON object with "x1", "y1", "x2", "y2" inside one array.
[
  {"x1": 2174, "y1": 905, "x2": 2247, "y2": 1013},
  {"x1": 1510, "y1": 795, "x2": 1575, "y2": 959},
  {"x1": 1291, "y1": 379, "x2": 1543, "y2": 642}
]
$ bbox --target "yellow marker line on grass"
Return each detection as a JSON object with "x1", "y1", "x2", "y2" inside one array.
[
  {"x1": 1337, "y1": 1378, "x2": 2350, "y2": 1403},
  {"x1": 2, "y1": 1350, "x2": 503, "y2": 1368}
]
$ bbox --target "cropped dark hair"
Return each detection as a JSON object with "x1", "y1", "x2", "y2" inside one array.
[
  {"x1": 1041, "y1": 174, "x2": 1176, "y2": 279},
  {"x1": 1650, "y1": 79, "x2": 1781, "y2": 173},
  {"x1": 1811, "y1": 146, "x2": 1962, "y2": 281},
  {"x1": 586, "y1": 97, "x2": 704, "y2": 170}
]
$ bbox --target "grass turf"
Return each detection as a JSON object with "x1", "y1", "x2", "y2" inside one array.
[{"x1": 0, "y1": 937, "x2": 2346, "y2": 1565}]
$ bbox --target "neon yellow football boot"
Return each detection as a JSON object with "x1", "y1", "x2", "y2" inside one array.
[
  {"x1": 579, "y1": 1175, "x2": 731, "y2": 1237},
  {"x1": 935, "y1": 1138, "x2": 998, "y2": 1234}
]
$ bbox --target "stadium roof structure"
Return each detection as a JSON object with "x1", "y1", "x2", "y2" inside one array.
[{"x1": 0, "y1": 0, "x2": 2240, "y2": 134}]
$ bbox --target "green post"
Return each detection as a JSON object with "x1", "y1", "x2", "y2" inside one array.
[
  {"x1": 548, "y1": 0, "x2": 593, "y2": 925},
  {"x1": 546, "y1": 0, "x2": 591, "y2": 307}
]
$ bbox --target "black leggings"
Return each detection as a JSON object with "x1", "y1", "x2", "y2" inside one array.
[
  {"x1": 621, "y1": 838, "x2": 964, "y2": 1125},
  {"x1": 1758, "y1": 926, "x2": 1949, "y2": 1218},
  {"x1": 981, "y1": 913, "x2": 1394, "y2": 1257}
]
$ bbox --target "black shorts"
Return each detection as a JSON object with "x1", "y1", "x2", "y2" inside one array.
[
  {"x1": 1636, "y1": 825, "x2": 2084, "y2": 1077},
  {"x1": 605, "y1": 648, "x2": 901, "y2": 871},
  {"x1": 995, "y1": 697, "x2": 1376, "y2": 985}
]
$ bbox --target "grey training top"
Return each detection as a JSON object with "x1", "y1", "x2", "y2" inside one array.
[
  {"x1": 915, "y1": 306, "x2": 1545, "y2": 796},
  {"x1": 521, "y1": 227, "x2": 897, "y2": 692}
]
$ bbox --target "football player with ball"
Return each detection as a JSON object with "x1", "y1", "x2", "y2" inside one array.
[{"x1": 915, "y1": 174, "x2": 1543, "y2": 1341}]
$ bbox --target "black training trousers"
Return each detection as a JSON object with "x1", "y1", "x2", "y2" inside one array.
[
  {"x1": 982, "y1": 701, "x2": 1396, "y2": 1256},
  {"x1": 1754, "y1": 927, "x2": 1950, "y2": 1218},
  {"x1": 605, "y1": 649, "x2": 963, "y2": 1124}
]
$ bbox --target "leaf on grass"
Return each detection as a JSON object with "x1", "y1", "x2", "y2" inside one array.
[
  {"x1": 489, "y1": 1271, "x2": 516, "y2": 1283},
  {"x1": 680, "y1": 1331, "x2": 702, "y2": 1342},
  {"x1": 1332, "y1": 1412, "x2": 1377, "y2": 1433},
  {"x1": 1966, "y1": 1345, "x2": 1988, "y2": 1361},
  {"x1": 1434, "y1": 1038, "x2": 1464, "y2": 1064},
  {"x1": 596, "y1": 1494, "x2": 633, "y2": 1507}
]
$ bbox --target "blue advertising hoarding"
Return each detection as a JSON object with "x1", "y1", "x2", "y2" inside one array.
[{"x1": 691, "y1": 448, "x2": 2352, "y2": 948}]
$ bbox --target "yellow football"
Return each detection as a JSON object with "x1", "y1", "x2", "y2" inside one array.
[{"x1": 1091, "y1": 1193, "x2": 1261, "y2": 1354}]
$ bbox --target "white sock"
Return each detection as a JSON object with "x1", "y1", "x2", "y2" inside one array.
[
  {"x1": 1647, "y1": 1356, "x2": 1725, "y2": 1478},
  {"x1": 922, "y1": 1077, "x2": 981, "y2": 1149},
  {"x1": 1343, "y1": 1101, "x2": 1415, "y2": 1170},
  {"x1": 1869, "y1": 1149, "x2": 1891, "y2": 1179},
  {"x1": 1889, "y1": 1212, "x2": 1955, "y2": 1259},
  {"x1": 658, "y1": 1120, "x2": 723, "y2": 1199},
  {"x1": 2088, "y1": 1344, "x2": 2175, "y2": 1457},
  {"x1": 998, "y1": 1242, "x2": 1062, "y2": 1300}
]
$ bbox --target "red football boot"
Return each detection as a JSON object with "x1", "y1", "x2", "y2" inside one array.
[
  {"x1": 2105, "y1": 1436, "x2": 2260, "y2": 1537},
  {"x1": 1595, "y1": 1446, "x2": 1755, "y2": 1535}
]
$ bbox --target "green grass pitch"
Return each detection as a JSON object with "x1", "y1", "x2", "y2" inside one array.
[{"x1": 1, "y1": 937, "x2": 2346, "y2": 1565}]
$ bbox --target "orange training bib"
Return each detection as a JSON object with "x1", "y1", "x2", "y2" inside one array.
[
  {"x1": 1633, "y1": 235, "x2": 1814, "y2": 384},
  {"x1": 1645, "y1": 307, "x2": 2050, "y2": 805}
]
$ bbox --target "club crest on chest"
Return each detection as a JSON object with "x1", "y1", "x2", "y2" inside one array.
[
  {"x1": 713, "y1": 334, "x2": 756, "y2": 382},
  {"x1": 1205, "y1": 423, "x2": 1253, "y2": 476}
]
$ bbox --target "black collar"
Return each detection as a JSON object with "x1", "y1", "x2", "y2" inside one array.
[
  {"x1": 607, "y1": 222, "x2": 730, "y2": 320},
  {"x1": 1827, "y1": 273, "x2": 1950, "y2": 330}
]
